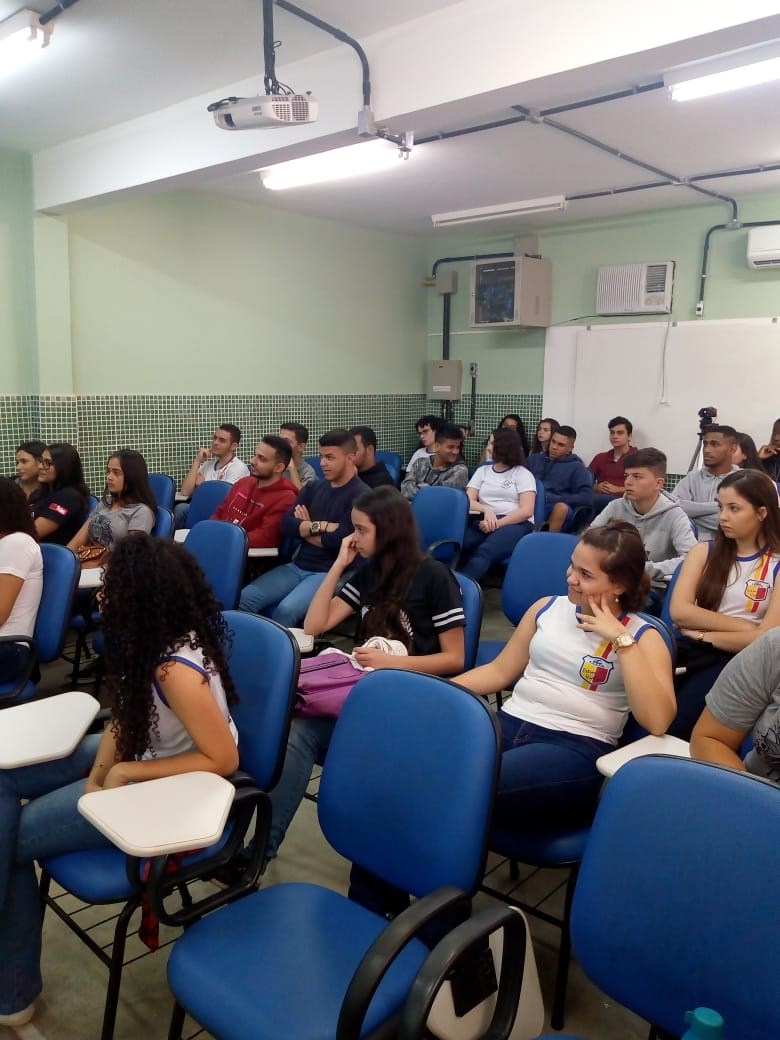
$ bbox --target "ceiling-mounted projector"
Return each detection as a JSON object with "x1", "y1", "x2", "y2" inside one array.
[{"x1": 207, "y1": 94, "x2": 319, "y2": 130}]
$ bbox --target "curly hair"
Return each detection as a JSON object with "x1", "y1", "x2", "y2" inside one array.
[
  {"x1": 351, "y1": 486, "x2": 423, "y2": 649},
  {"x1": 579, "y1": 520, "x2": 650, "y2": 612},
  {"x1": 100, "y1": 534, "x2": 237, "y2": 761},
  {"x1": 0, "y1": 477, "x2": 36, "y2": 537}
]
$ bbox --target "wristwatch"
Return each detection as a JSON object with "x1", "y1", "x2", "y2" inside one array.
[
  {"x1": 613, "y1": 632, "x2": 637, "y2": 651},
  {"x1": 309, "y1": 521, "x2": 322, "y2": 536}
]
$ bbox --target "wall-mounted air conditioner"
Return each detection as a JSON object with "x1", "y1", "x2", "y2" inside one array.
[
  {"x1": 747, "y1": 226, "x2": 780, "y2": 269},
  {"x1": 596, "y1": 262, "x2": 674, "y2": 315}
]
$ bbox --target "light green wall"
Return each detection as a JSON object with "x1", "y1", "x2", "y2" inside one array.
[
  {"x1": 0, "y1": 149, "x2": 37, "y2": 393},
  {"x1": 425, "y1": 189, "x2": 780, "y2": 395},
  {"x1": 64, "y1": 192, "x2": 429, "y2": 395}
]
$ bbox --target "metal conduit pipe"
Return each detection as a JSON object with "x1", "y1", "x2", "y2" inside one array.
[{"x1": 697, "y1": 220, "x2": 780, "y2": 316}]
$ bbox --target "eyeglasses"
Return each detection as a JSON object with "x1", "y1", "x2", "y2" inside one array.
[{"x1": 38, "y1": 458, "x2": 54, "y2": 470}]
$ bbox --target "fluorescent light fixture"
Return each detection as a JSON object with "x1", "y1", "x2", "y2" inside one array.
[
  {"x1": 431, "y1": 196, "x2": 567, "y2": 228},
  {"x1": 260, "y1": 139, "x2": 406, "y2": 191},
  {"x1": 0, "y1": 8, "x2": 53, "y2": 76},
  {"x1": 665, "y1": 40, "x2": 780, "y2": 102}
]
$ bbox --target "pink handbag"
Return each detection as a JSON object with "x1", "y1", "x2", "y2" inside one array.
[{"x1": 294, "y1": 652, "x2": 365, "y2": 718}]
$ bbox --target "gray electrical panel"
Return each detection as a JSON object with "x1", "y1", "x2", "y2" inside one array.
[
  {"x1": 470, "y1": 256, "x2": 552, "y2": 328},
  {"x1": 426, "y1": 360, "x2": 463, "y2": 400}
]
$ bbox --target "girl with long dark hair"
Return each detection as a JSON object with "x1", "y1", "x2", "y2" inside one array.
[
  {"x1": 68, "y1": 449, "x2": 156, "y2": 553},
  {"x1": 529, "y1": 417, "x2": 559, "y2": 456},
  {"x1": 0, "y1": 536, "x2": 238, "y2": 1027},
  {"x1": 733, "y1": 431, "x2": 764, "y2": 472},
  {"x1": 0, "y1": 477, "x2": 43, "y2": 683},
  {"x1": 264, "y1": 486, "x2": 466, "y2": 859},
  {"x1": 30, "y1": 442, "x2": 90, "y2": 545},
  {"x1": 669, "y1": 468, "x2": 780, "y2": 738}
]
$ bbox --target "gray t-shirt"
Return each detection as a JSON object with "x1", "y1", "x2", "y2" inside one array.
[
  {"x1": 706, "y1": 629, "x2": 780, "y2": 781},
  {"x1": 88, "y1": 500, "x2": 155, "y2": 549}
]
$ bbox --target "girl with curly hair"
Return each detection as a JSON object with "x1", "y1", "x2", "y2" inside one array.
[
  {"x1": 264, "y1": 485, "x2": 466, "y2": 860},
  {"x1": 0, "y1": 535, "x2": 238, "y2": 1027}
]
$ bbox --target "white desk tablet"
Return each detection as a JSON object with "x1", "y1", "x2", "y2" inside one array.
[
  {"x1": 78, "y1": 771, "x2": 235, "y2": 857},
  {"x1": 78, "y1": 567, "x2": 104, "y2": 589},
  {"x1": 596, "y1": 734, "x2": 691, "y2": 778},
  {"x1": 0, "y1": 691, "x2": 100, "y2": 768}
]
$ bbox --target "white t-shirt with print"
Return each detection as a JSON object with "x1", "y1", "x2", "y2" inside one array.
[
  {"x1": 467, "y1": 464, "x2": 536, "y2": 516},
  {"x1": 199, "y1": 456, "x2": 250, "y2": 484},
  {"x1": 0, "y1": 532, "x2": 43, "y2": 639}
]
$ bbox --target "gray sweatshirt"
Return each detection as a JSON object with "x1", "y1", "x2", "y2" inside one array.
[
  {"x1": 401, "y1": 457, "x2": 468, "y2": 501},
  {"x1": 590, "y1": 491, "x2": 697, "y2": 586},
  {"x1": 672, "y1": 465, "x2": 739, "y2": 540}
]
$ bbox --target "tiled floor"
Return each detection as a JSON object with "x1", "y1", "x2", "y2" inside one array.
[{"x1": 2, "y1": 588, "x2": 650, "y2": 1040}]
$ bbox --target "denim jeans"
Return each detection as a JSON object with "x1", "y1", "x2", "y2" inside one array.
[
  {"x1": 0, "y1": 733, "x2": 111, "y2": 1014},
  {"x1": 173, "y1": 501, "x2": 190, "y2": 529},
  {"x1": 459, "y1": 520, "x2": 533, "y2": 580},
  {"x1": 266, "y1": 715, "x2": 337, "y2": 858},
  {"x1": 495, "y1": 712, "x2": 612, "y2": 830},
  {"x1": 238, "y1": 562, "x2": 327, "y2": 628}
]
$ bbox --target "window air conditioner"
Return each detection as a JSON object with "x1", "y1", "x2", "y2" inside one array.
[
  {"x1": 596, "y1": 262, "x2": 674, "y2": 316},
  {"x1": 747, "y1": 226, "x2": 780, "y2": 269}
]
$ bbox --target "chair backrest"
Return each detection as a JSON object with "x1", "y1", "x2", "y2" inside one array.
[
  {"x1": 636, "y1": 611, "x2": 676, "y2": 664},
  {"x1": 411, "y1": 486, "x2": 469, "y2": 566},
  {"x1": 221, "y1": 611, "x2": 300, "y2": 790},
  {"x1": 571, "y1": 756, "x2": 780, "y2": 1040},
  {"x1": 304, "y1": 455, "x2": 324, "y2": 479},
  {"x1": 36, "y1": 543, "x2": 80, "y2": 662},
  {"x1": 185, "y1": 521, "x2": 248, "y2": 609},
  {"x1": 376, "y1": 451, "x2": 402, "y2": 486},
  {"x1": 152, "y1": 506, "x2": 174, "y2": 539},
  {"x1": 319, "y1": 670, "x2": 500, "y2": 899},
  {"x1": 660, "y1": 561, "x2": 683, "y2": 635},
  {"x1": 533, "y1": 478, "x2": 546, "y2": 527},
  {"x1": 501, "y1": 531, "x2": 578, "y2": 625},
  {"x1": 454, "y1": 571, "x2": 483, "y2": 671},
  {"x1": 148, "y1": 472, "x2": 176, "y2": 512},
  {"x1": 187, "y1": 480, "x2": 233, "y2": 529},
  {"x1": 85, "y1": 494, "x2": 99, "y2": 520}
]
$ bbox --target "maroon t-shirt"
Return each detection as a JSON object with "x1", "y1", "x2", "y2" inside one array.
[{"x1": 588, "y1": 446, "x2": 638, "y2": 488}]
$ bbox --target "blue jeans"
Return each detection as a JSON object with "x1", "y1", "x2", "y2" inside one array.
[
  {"x1": 0, "y1": 734, "x2": 111, "y2": 1014},
  {"x1": 173, "y1": 501, "x2": 190, "y2": 529},
  {"x1": 495, "y1": 712, "x2": 612, "y2": 830},
  {"x1": 460, "y1": 520, "x2": 533, "y2": 580},
  {"x1": 266, "y1": 716, "x2": 337, "y2": 858},
  {"x1": 238, "y1": 562, "x2": 327, "y2": 627}
]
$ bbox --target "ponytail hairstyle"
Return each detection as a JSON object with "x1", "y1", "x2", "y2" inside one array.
[
  {"x1": 579, "y1": 520, "x2": 650, "y2": 612},
  {"x1": 696, "y1": 469, "x2": 780, "y2": 611}
]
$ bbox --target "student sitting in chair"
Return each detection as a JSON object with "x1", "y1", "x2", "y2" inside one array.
[
  {"x1": 400, "y1": 423, "x2": 468, "y2": 501},
  {"x1": 525, "y1": 425, "x2": 593, "y2": 532}
]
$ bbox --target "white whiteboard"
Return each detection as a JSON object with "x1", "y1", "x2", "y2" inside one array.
[{"x1": 543, "y1": 318, "x2": 780, "y2": 475}]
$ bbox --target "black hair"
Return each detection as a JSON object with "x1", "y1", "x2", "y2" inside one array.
[
  {"x1": 107, "y1": 450, "x2": 157, "y2": 512},
  {"x1": 580, "y1": 521, "x2": 650, "y2": 612},
  {"x1": 319, "y1": 428, "x2": 357, "y2": 452},
  {"x1": 625, "y1": 447, "x2": 667, "y2": 477},
  {"x1": 499, "y1": 415, "x2": 530, "y2": 455},
  {"x1": 556, "y1": 425, "x2": 577, "y2": 441},
  {"x1": 734, "y1": 432, "x2": 763, "y2": 472},
  {"x1": 348, "y1": 425, "x2": 378, "y2": 451},
  {"x1": 416, "y1": 415, "x2": 442, "y2": 432},
  {"x1": 218, "y1": 424, "x2": 241, "y2": 445},
  {"x1": 492, "y1": 426, "x2": 525, "y2": 467},
  {"x1": 435, "y1": 423, "x2": 464, "y2": 444},
  {"x1": 531, "y1": 418, "x2": 559, "y2": 454},
  {"x1": 280, "y1": 422, "x2": 309, "y2": 446},
  {"x1": 0, "y1": 477, "x2": 36, "y2": 537},
  {"x1": 16, "y1": 440, "x2": 46, "y2": 460},
  {"x1": 261, "y1": 435, "x2": 292, "y2": 468},
  {"x1": 706, "y1": 425, "x2": 737, "y2": 441},
  {"x1": 34, "y1": 443, "x2": 89, "y2": 506},
  {"x1": 608, "y1": 416, "x2": 633, "y2": 435}
]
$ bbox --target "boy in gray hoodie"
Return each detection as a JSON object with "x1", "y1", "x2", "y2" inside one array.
[{"x1": 590, "y1": 448, "x2": 696, "y2": 601}]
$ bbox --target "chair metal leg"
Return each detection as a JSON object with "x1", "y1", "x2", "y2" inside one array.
[
  {"x1": 549, "y1": 865, "x2": 579, "y2": 1031},
  {"x1": 168, "y1": 1001, "x2": 186, "y2": 1040},
  {"x1": 101, "y1": 895, "x2": 141, "y2": 1040}
]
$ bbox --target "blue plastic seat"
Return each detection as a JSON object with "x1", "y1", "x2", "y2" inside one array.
[
  {"x1": 303, "y1": 455, "x2": 324, "y2": 479},
  {"x1": 660, "y1": 560, "x2": 683, "y2": 636},
  {"x1": 183, "y1": 520, "x2": 247, "y2": 609},
  {"x1": 151, "y1": 505, "x2": 174, "y2": 539},
  {"x1": 185, "y1": 480, "x2": 232, "y2": 528},
  {"x1": 376, "y1": 450, "x2": 403, "y2": 485},
  {"x1": 537, "y1": 756, "x2": 780, "y2": 1040},
  {"x1": 0, "y1": 543, "x2": 80, "y2": 706},
  {"x1": 166, "y1": 669, "x2": 501, "y2": 1040},
  {"x1": 40, "y1": 612, "x2": 299, "y2": 1040},
  {"x1": 148, "y1": 472, "x2": 176, "y2": 512},
  {"x1": 453, "y1": 571, "x2": 483, "y2": 671},
  {"x1": 411, "y1": 485, "x2": 469, "y2": 568}
]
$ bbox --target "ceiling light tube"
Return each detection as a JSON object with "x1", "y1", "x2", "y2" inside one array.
[
  {"x1": 665, "y1": 40, "x2": 780, "y2": 102},
  {"x1": 0, "y1": 9, "x2": 53, "y2": 76},
  {"x1": 260, "y1": 138, "x2": 406, "y2": 191},
  {"x1": 431, "y1": 196, "x2": 567, "y2": 228}
]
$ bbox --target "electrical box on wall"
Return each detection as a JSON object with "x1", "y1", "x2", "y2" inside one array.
[
  {"x1": 470, "y1": 256, "x2": 552, "y2": 329},
  {"x1": 426, "y1": 360, "x2": 463, "y2": 400}
]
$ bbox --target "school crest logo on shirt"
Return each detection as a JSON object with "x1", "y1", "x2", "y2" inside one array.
[
  {"x1": 579, "y1": 655, "x2": 613, "y2": 688},
  {"x1": 745, "y1": 578, "x2": 770, "y2": 602}
]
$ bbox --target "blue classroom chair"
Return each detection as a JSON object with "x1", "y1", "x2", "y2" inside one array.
[
  {"x1": 148, "y1": 472, "x2": 176, "y2": 512},
  {"x1": 185, "y1": 480, "x2": 232, "y2": 528},
  {"x1": 303, "y1": 455, "x2": 324, "y2": 479},
  {"x1": 376, "y1": 450, "x2": 403, "y2": 485},
  {"x1": 184, "y1": 520, "x2": 248, "y2": 609},
  {"x1": 454, "y1": 571, "x2": 483, "y2": 671},
  {"x1": 412, "y1": 486, "x2": 469, "y2": 568}
]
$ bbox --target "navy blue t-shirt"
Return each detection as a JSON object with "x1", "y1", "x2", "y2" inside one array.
[{"x1": 280, "y1": 474, "x2": 368, "y2": 572}]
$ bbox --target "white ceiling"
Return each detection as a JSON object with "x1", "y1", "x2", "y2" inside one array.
[{"x1": 3, "y1": 0, "x2": 780, "y2": 233}]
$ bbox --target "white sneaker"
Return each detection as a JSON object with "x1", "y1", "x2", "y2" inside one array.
[{"x1": 0, "y1": 1003, "x2": 35, "y2": 1027}]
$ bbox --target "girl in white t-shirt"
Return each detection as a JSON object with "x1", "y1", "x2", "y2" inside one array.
[
  {"x1": 0, "y1": 477, "x2": 43, "y2": 684},
  {"x1": 456, "y1": 522, "x2": 675, "y2": 830},
  {"x1": 669, "y1": 468, "x2": 780, "y2": 738},
  {"x1": 0, "y1": 536, "x2": 238, "y2": 1027},
  {"x1": 461, "y1": 427, "x2": 537, "y2": 580}
]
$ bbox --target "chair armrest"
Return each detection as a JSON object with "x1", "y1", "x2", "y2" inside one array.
[
  {"x1": 0, "y1": 635, "x2": 37, "y2": 705},
  {"x1": 145, "y1": 785, "x2": 271, "y2": 927},
  {"x1": 425, "y1": 539, "x2": 462, "y2": 570},
  {"x1": 336, "y1": 885, "x2": 471, "y2": 1040},
  {"x1": 398, "y1": 905, "x2": 529, "y2": 1040}
]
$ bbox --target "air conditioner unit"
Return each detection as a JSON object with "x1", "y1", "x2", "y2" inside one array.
[
  {"x1": 596, "y1": 262, "x2": 674, "y2": 315},
  {"x1": 747, "y1": 226, "x2": 780, "y2": 268}
]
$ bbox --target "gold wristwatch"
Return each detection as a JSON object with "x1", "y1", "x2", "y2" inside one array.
[{"x1": 613, "y1": 632, "x2": 636, "y2": 651}]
